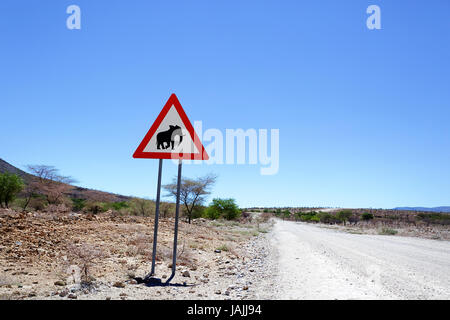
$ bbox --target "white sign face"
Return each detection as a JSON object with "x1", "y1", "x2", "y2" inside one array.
[
  {"x1": 133, "y1": 94, "x2": 209, "y2": 160},
  {"x1": 142, "y1": 105, "x2": 199, "y2": 154}
]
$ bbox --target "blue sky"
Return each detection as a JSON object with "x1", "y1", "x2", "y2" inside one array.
[{"x1": 1, "y1": 1, "x2": 449, "y2": 208}]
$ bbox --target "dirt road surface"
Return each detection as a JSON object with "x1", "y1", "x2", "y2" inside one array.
[{"x1": 269, "y1": 220, "x2": 450, "y2": 300}]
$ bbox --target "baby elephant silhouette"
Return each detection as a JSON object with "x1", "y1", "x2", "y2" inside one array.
[{"x1": 156, "y1": 125, "x2": 184, "y2": 150}]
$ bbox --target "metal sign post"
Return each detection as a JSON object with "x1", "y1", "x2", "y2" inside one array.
[
  {"x1": 145, "y1": 159, "x2": 163, "y2": 281},
  {"x1": 166, "y1": 159, "x2": 182, "y2": 284}
]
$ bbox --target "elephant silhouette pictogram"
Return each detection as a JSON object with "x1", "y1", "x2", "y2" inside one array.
[{"x1": 156, "y1": 125, "x2": 184, "y2": 150}]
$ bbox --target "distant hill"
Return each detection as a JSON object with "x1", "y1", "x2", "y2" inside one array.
[
  {"x1": 0, "y1": 158, "x2": 34, "y2": 182},
  {"x1": 0, "y1": 158, "x2": 130, "y2": 202},
  {"x1": 393, "y1": 206, "x2": 450, "y2": 213}
]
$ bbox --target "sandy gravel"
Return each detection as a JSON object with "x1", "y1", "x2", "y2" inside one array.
[
  {"x1": 2, "y1": 211, "x2": 448, "y2": 300},
  {"x1": 0, "y1": 210, "x2": 276, "y2": 300},
  {"x1": 268, "y1": 219, "x2": 450, "y2": 300}
]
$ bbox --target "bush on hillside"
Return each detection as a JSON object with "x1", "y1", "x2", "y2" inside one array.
[
  {"x1": 361, "y1": 212, "x2": 374, "y2": 221},
  {"x1": 0, "y1": 173, "x2": 24, "y2": 208}
]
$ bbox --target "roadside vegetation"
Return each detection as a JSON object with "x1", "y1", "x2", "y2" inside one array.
[
  {"x1": 245, "y1": 206, "x2": 450, "y2": 240},
  {"x1": 1, "y1": 166, "x2": 246, "y2": 224},
  {"x1": 254, "y1": 207, "x2": 450, "y2": 227}
]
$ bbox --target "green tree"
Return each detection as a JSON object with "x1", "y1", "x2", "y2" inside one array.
[
  {"x1": 337, "y1": 210, "x2": 353, "y2": 225},
  {"x1": 204, "y1": 205, "x2": 221, "y2": 220},
  {"x1": 71, "y1": 198, "x2": 87, "y2": 212},
  {"x1": 0, "y1": 173, "x2": 24, "y2": 208},
  {"x1": 361, "y1": 212, "x2": 374, "y2": 221},
  {"x1": 317, "y1": 212, "x2": 333, "y2": 224},
  {"x1": 205, "y1": 198, "x2": 240, "y2": 220}
]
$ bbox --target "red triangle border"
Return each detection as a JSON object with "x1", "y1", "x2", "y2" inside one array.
[{"x1": 133, "y1": 94, "x2": 209, "y2": 160}]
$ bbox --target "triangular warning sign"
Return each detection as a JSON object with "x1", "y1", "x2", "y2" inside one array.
[{"x1": 133, "y1": 94, "x2": 209, "y2": 160}]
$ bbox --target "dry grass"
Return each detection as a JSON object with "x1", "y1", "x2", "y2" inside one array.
[{"x1": 126, "y1": 233, "x2": 152, "y2": 258}]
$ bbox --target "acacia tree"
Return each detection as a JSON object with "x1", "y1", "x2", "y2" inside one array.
[
  {"x1": 163, "y1": 173, "x2": 217, "y2": 224},
  {"x1": 25, "y1": 165, "x2": 76, "y2": 205}
]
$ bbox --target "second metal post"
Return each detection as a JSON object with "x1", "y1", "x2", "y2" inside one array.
[
  {"x1": 148, "y1": 158, "x2": 163, "y2": 279},
  {"x1": 166, "y1": 159, "x2": 182, "y2": 284}
]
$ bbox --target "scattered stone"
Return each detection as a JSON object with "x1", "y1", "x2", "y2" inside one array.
[
  {"x1": 113, "y1": 281, "x2": 125, "y2": 288},
  {"x1": 67, "y1": 293, "x2": 77, "y2": 299},
  {"x1": 69, "y1": 284, "x2": 81, "y2": 293},
  {"x1": 215, "y1": 290, "x2": 221, "y2": 295},
  {"x1": 59, "y1": 289, "x2": 69, "y2": 297},
  {"x1": 54, "y1": 280, "x2": 66, "y2": 286},
  {"x1": 214, "y1": 249, "x2": 221, "y2": 253},
  {"x1": 243, "y1": 286, "x2": 249, "y2": 290},
  {"x1": 182, "y1": 270, "x2": 190, "y2": 277},
  {"x1": 106, "y1": 297, "x2": 111, "y2": 300}
]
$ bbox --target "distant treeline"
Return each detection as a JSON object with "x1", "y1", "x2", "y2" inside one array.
[{"x1": 245, "y1": 208, "x2": 450, "y2": 227}]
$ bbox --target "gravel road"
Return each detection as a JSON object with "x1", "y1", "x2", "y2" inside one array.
[{"x1": 269, "y1": 220, "x2": 450, "y2": 300}]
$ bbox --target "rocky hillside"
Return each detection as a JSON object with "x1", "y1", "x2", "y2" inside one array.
[
  {"x1": 0, "y1": 158, "x2": 130, "y2": 202},
  {"x1": 0, "y1": 158, "x2": 33, "y2": 182}
]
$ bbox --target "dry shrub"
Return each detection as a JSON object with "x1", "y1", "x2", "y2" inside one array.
[
  {"x1": 227, "y1": 246, "x2": 240, "y2": 258},
  {"x1": 240, "y1": 211, "x2": 252, "y2": 223},
  {"x1": 259, "y1": 212, "x2": 273, "y2": 222},
  {"x1": 198, "y1": 235, "x2": 213, "y2": 240},
  {"x1": 45, "y1": 203, "x2": 70, "y2": 214},
  {"x1": 177, "y1": 249, "x2": 196, "y2": 269},
  {"x1": 156, "y1": 246, "x2": 173, "y2": 262},
  {"x1": 66, "y1": 243, "x2": 106, "y2": 283},
  {"x1": 126, "y1": 233, "x2": 151, "y2": 258},
  {"x1": 159, "y1": 240, "x2": 196, "y2": 268},
  {"x1": 175, "y1": 237, "x2": 197, "y2": 268},
  {"x1": 117, "y1": 224, "x2": 146, "y2": 233}
]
